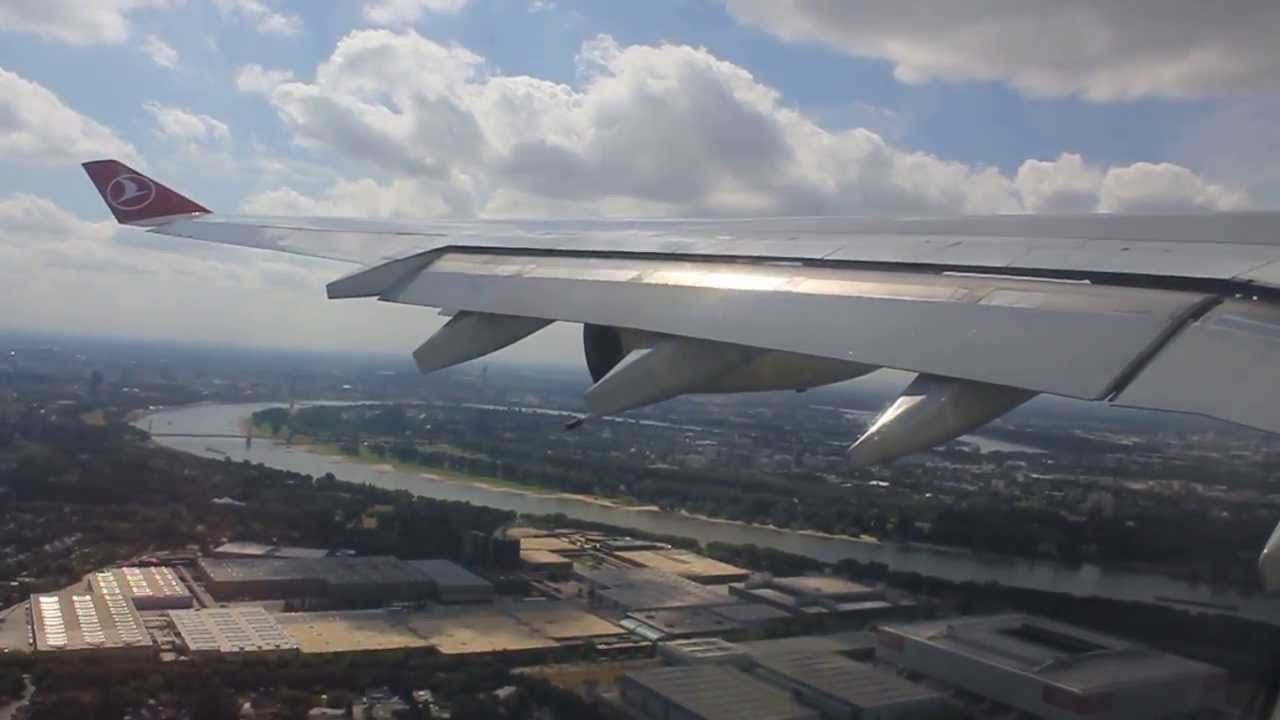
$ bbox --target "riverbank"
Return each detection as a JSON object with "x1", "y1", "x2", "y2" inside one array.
[
  {"x1": 246, "y1": 417, "x2": 661, "y2": 510},
  {"x1": 240, "y1": 409, "x2": 1260, "y2": 583},
  {"x1": 135, "y1": 401, "x2": 1280, "y2": 625}
]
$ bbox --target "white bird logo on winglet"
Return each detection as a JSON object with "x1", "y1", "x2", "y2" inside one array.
[{"x1": 106, "y1": 174, "x2": 156, "y2": 211}]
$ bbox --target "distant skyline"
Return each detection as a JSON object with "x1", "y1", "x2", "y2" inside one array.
[{"x1": 2, "y1": 1, "x2": 1279, "y2": 365}]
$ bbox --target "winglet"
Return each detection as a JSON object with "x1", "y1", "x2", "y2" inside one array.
[{"x1": 81, "y1": 159, "x2": 210, "y2": 225}]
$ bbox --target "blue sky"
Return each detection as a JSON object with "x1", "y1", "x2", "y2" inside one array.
[{"x1": 0, "y1": 0, "x2": 1277, "y2": 356}]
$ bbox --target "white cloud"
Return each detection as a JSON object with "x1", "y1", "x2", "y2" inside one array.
[
  {"x1": 363, "y1": 0, "x2": 470, "y2": 25},
  {"x1": 241, "y1": 177, "x2": 450, "y2": 218},
  {"x1": 234, "y1": 64, "x2": 294, "y2": 95},
  {"x1": 528, "y1": 1, "x2": 555, "y2": 12},
  {"x1": 0, "y1": 66, "x2": 141, "y2": 165},
  {"x1": 0, "y1": 193, "x2": 456, "y2": 354},
  {"x1": 249, "y1": 30, "x2": 1246, "y2": 219},
  {"x1": 723, "y1": 0, "x2": 1280, "y2": 101},
  {"x1": 144, "y1": 103, "x2": 230, "y2": 144},
  {"x1": 0, "y1": 0, "x2": 174, "y2": 45},
  {"x1": 1100, "y1": 163, "x2": 1248, "y2": 212},
  {"x1": 141, "y1": 34, "x2": 179, "y2": 68},
  {"x1": 213, "y1": 0, "x2": 302, "y2": 36},
  {"x1": 1015, "y1": 154, "x2": 1105, "y2": 213}
]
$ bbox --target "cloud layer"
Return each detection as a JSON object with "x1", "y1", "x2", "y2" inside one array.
[
  {"x1": 0, "y1": 67, "x2": 141, "y2": 165},
  {"x1": 244, "y1": 31, "x2": 1245, "y2": 218},
  {"x1": 724, "y1": 0, "x2": 1280, "y2": 101},
  {"x1": 0, "y1": 0, "x2": 174, "y2": 45}
]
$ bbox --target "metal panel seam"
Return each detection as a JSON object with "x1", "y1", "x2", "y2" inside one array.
[{"x1": 1103, "y1": 295, "x2": 1224, "y2": 401}]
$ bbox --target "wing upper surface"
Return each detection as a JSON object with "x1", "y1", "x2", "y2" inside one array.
[{"x1": 81, "y1": 159, "x2": 1280, "y2": 435}]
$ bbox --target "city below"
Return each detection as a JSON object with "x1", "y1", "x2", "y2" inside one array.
[{"x1": 0, "y1": 331, "x2": 1277, "y2": 719}]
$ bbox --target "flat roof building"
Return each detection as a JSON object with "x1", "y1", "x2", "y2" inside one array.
[
  {"x1": 750, "y1": 650, "x2": 944, "y2": 720},
  {"x1": 738, "y1": 632, "x2": 877, "y2": 662},
  {"x1": 658, "y1": 637, "x2": 751, "y2": 667},
  {"x1": 211, "y1": 541, "x2": 329, "y2": 559},
  {"x1": 877, "y1": 614, "x2": 1227, "y2": 720},
  {"x1": 30, "y1": 589, "x2": 153, "y2": 656},
  {"x1": 519, "y1": 549, "x2": 573, "y2": 576},
  {"x1": 621, "y1": 665, "x2": 819, "y2": 720},
  {"x1": 407, "y1": 559, "x2": 493, "y2": 603},
  {"x1": 197, "y1": 556, "x2": 432, "y2": 606},
  {"x1": 91, "y1": 567, "x2": 193, "y2": 611},
  {"x1": 169, "y1": 607, "x2": 299, "y2": 657},
  {"x1": 625, "y1": 607, "x2": 743, "y2": 640},
  {"x1": 581, "y1": 568, "x2": 731, "y2": 612},
  {"x1": 614, "y1": 549, "x2": 750, "y2": 584},
  {"x1": 518, "y1": 536, "x2": 582, "y2": 554},
  {"x1": 729, "y1": 576, "x2": 912, "y2": 621}
]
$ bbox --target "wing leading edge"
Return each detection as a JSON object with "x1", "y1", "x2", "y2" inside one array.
[{"x1": 81, "y1": 159, "x2": 1280, "y2": 450}]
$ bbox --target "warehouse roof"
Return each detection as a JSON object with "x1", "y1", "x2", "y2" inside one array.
[
  {"x1": 614, "y1": 549, "x2": 749, "y2": 582},
  {"x1": 93, "y1": 567, "x2": 191, "y2": 603},
  {"x1": 407, "y1": 559, "x2": 492, "y2": 590},
  {"x1": 30, "y1": 589, "x2": 152, "y2": 653},
  {"x1": 625, "y1": 665, "x2": 816, "y2": 720},
  {"x1": 768, "y1": 576, "x2": 879, "y2": 599},
  {"x1": 582, "y1": 568, "x2": 729, "y2": 610},
  {"x1": 626, "y1": 607, "x2": 742, "y2": 638},
  {"x1": 520, "y1": 549, "x2": 572, "y2": 566},
  {"x1": 519, "y1": 536, "x2": 580, "y2": 553},
  {"x1": 199, "y1": 556, "x2": 426, "y2": 586},
  {"x1": 880, "y1": 615, "x2": 1224, "y2": 692},
  {"x1": 169, "y1": 607, "x2": 297, "y2": 654},
  {"x1": 753, "y1": 651, "x2": 941, "y2": 709},
  {"x1": 738, "y1": 632, "x2": 876, "y2": 658}
]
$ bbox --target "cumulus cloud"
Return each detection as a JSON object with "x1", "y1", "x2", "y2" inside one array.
[
  {"x1": 723, "y1": 0, "x2": 1280, "y2": 101},
  {"x1": 234, "y1": 64, "x2": 294, "y2": 95},
  {"x1": 0, "y1": 67, "x2": 140, "y2": 165},
  {"x1": 144, "y1": 103, "x2": 231, "y2": 144},
  {"x1": 140, "y1": 34, "x2": 179, "y2": 69},
  {"x1": 1015, "y1": 154, "x2": 1105, "y2": 213},
  {"x1": 1100, "y1": 163, "x2": 1248, "y2": 212},
  {"x1": 241, "y1": 177, "x2": 450, "y2": 218},
  {"x1": 363, "y1": 0, "x2": 470, "y2": 25},
  {"x1": 247, "y1": 30, "x2": 1244, "y2": 219},
  {"x1": 213, "y1": 0, "x2": 302, "y2": 36},
  {"x1": 0, "y1": 0, "x2": 175, "y2": 45}
]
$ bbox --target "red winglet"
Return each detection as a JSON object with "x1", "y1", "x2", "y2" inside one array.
[{"x1": 82, "y1": 159, "x2": 210, "y2": 225}]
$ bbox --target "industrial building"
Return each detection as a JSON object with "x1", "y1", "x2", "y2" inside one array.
[
  {"x1": 624, "y1": 607, "x2": 743, "y2": 640},
  {"x1": 614, "y1": 548, "x2": 750, "y2": 584},
  {"x1": 705, "y1": 601, "x2": 792, "y2": 631},
  {"x1": 750, "y1": 650, "x2": 944, "y2": 720},
  {"x1": 519, "y1": 549, "x2": 573, "y2": 576},
  {"x1": 621, "y1": 665, "x2": 819, "y2": 720},
  {"x1": 211, "y1": 541, "x2": 329, "y2": 559},
  {"x1": 658, "y1": 637, "x2": 751, "y2": 667},
  {"x1": 729, "y1": 576, "x2": 913, "y2": 620},
  {"x1": 91, "y1": 567, "x2": 193, "y2": 610},
  {"x1": 877, "y1": 614, "x2": 1228, "y2": 720},
  {"x1": 30, "y1": 589, "x2": 153, "y2": 656},
  {"x1": 581, "y1": 568, "x2": 732, "y2": 611},
  {"x1": 737, "y1": 632, "x2": 878, "y2": 662},
  {"x1": 518, "y1": 535, "x2": 583, "y2": 555},
  {"x1": 168, "y1": 606, "x2": 299, "y2": 657},
  {"x1": 407, "y1": 559, "x2": 494, "y2": 603},
  {"x1": 197, "y1": 556, "x2": 432, "y2": 606}
]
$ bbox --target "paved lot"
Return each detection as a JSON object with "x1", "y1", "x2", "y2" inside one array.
[{"x1": 0, "y1": 602, "x2": 31, "y2": 654}]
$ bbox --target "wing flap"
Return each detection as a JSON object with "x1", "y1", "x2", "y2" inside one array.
[
  {"x1": 349, "y1": 251, "x2": 1212, "y2": 400},
  {"x1": 1114, "y1": 299, "x2": 1280, "y2": 433}
]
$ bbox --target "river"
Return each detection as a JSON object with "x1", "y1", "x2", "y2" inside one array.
[{"x1": 138, "y1": 402, "x2": 1280, "y2": 625}]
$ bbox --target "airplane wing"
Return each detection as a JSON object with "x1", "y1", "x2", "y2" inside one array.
[{"x1": 81, "y1": 159, "x2": 1280, "y2": 462}]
